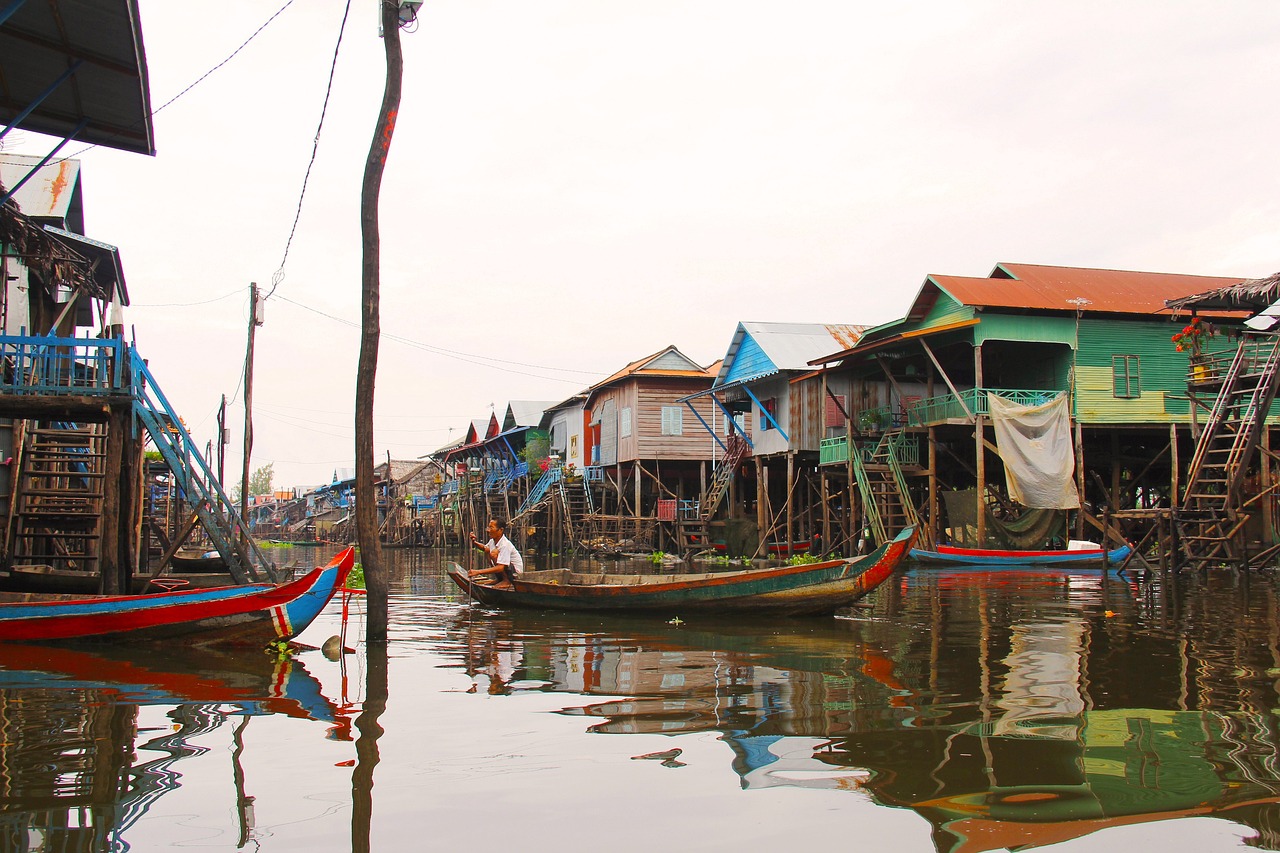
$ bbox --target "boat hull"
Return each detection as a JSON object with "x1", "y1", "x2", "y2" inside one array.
[
  {"x1": 0, "y1": 547, "x2": 354, "y2": 645},
  {"x1": 449, "y1": 527, "x2": 915, "y2": 616},
  {"x1": 910, "y1": 544, "x2": 1132, "y2": 568}
]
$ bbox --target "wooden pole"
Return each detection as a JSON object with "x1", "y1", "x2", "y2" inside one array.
[
  {"x1": 357, "y1": 1, "x2": 403, "y2": 645},
  {"x1": 974, "y1": 343, "x2": 986, "y2": 545},
  {"x1": 240, "y1": 281, "x2": 259, "y2": 555}
]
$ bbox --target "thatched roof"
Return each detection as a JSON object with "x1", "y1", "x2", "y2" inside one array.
[{"x1": 1166, "y1": 272, "x2": 1280, "y2": 313}]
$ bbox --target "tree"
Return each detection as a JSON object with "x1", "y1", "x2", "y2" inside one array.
[{"x1": 231, "y1": 462, "x2": 274, "y2": 502}]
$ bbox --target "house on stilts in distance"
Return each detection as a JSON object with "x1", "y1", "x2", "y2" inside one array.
[{"x1": 806, "y1": 262, "x2": 1275, "y2": 568}]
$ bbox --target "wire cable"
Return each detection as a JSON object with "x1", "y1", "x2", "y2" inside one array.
[
  {"x1": 266, "y1": 0, "x2": 354, "y2": 299},
  {"x1": 274, "y1": 293, "x2": 605, "y2": 382}
]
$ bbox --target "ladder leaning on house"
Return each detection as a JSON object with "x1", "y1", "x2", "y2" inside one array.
[
  {"x1": 676, "y1": 431, "x2": 750, "y2": 556},
  {"x1": 1176, "y1": 331, "x2": 1280, "y2": 568},
  {"x1": 852, "y1": 430, "x2": 924, "y2": 548}
]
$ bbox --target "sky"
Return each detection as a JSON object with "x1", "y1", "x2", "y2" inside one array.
[{"x1": 6, "y1": 0, "x2": 1280, "y2": 491}]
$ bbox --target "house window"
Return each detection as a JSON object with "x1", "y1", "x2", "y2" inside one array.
[
  {"x1": 620, "y1": 406, "x2": 632, "y2": 438},
  {"x1": 759, "y1": 398, "x2": 777, "y2": 431},
  {"x1": 661, "y1": 406, "x2": 683, "y2": 435},
  {"x1": 1113, "y1": 355, "x2": 1140, "y2": 398},
  {"x1": 825, "y1": 394, "x2": 847, "y2": 428}
]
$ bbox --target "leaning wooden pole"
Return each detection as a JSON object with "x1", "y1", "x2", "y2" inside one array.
[{"x1": 357, "y1": 1, "x2": 404, "y2": 645}]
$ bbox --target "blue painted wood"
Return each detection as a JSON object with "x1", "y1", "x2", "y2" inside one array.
[{"x1": 723, "y1": 331, "x2": 776, "y2": 384}]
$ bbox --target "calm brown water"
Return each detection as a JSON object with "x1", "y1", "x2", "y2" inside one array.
[{"x1": 3, "y1": 547, "x2": 1280, "y2": 852}]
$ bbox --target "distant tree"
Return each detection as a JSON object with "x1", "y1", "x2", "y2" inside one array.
[
  {"x1": 232, "y1": 463, "x2": 274, "y2": 501},
  {"x1": 250, "y1": 462, "x2": 275, "y2": 496}
]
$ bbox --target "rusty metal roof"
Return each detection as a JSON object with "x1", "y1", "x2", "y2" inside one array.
[
  {"x1": 1, "y1": 0, "x2": 155, "y2": 156},
  {"x1": 919, "y1": 263, "x2": 1248, "y2": 317}
]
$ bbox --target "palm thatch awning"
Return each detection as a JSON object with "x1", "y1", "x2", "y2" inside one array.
[{"x1": 1166, "y1": 272, "x2": 1280, "y2": 313}]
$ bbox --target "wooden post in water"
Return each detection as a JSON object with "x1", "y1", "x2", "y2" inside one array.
[{"x1": 357, "y1": 0, "x2": 404, "y2": 645}]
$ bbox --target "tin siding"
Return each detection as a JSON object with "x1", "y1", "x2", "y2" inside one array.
[
  {"x1": 789, "y1": 375, "x2": 827, "y2": 452},
  {"x1": 748, "y1": 376, "x2": 791, "y2": 456},
  {"x1": 631, "y1": 380, "x2": 718, "y2": 462},
  {"x1": 1075, "y1": 318, "x2": 1194, "y2": 424}
]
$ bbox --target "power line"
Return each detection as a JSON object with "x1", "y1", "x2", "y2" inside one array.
[
  {"x1": 266, "y1": 0, "x2": 353, "y2": 300},
  {"x1": 58, "y1": 0, "x2": 299, "y2": 162},
  {"x1": 274, "y1": 293, "x2": 605, "y2": 383}
]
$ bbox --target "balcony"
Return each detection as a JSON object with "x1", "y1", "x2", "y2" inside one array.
[{"x1": 907, "y1": 388, "x2": 1063, "y2": 426}]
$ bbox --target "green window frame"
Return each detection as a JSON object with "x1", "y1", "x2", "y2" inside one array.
[{"x1": 1113, "y1": 355, "x2": 1141, "y2": 398}]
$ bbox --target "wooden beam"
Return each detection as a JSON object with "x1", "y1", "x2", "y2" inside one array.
[
  {"x1": 918, "y1": 338, "x2": 975, "y2": 422},
  {"x1": 0, "y1": 394, "x2": 115, "y2": 422}
]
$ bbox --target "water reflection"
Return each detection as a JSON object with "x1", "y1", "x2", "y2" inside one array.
[
  {"x1": 0, "y1": 644, "x2": 349, "y2": 852},
  {"x1": 436, "y1": 563, "x2": 1280, "y2": 852}
]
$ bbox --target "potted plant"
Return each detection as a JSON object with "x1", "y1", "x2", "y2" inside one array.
[{"x1": 1172, "y1": 317, "x2": 1216, "y2": 380}]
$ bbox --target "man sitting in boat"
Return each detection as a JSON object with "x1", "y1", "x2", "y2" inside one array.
[{"x1": 468, "y1": 518, "x2": 525, "y2": 589}]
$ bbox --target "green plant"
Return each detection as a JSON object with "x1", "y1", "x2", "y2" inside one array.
[
  {"x1": 347, "y1": 562, "x2": 365, "y2": 589},
  {"x1": 787, "y1": 552, "x2": 820, "y2": 566},
  {"x1": 648, "y1": 551, "x2": 666, "y2": 565}
]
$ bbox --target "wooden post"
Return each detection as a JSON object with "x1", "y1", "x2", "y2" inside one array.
[
  {"x1": 974, "y1": 343, "x2": 986, "y2": 545},
  {"x1": 1074, "y1": 421, "x2": 1086, "y2": 540},
  {"x1": 928, "y1": 426, "x2": 938, "y2": 546},
  {"x1": 785, "y1": 451, "x2": 794, "y2": 553},
  {"x1": 357, "y1": 1, "x2": 404, "y2": 645},
  {"x1": 756, "y1": 456, "x2": 767, "y2": 552},
  {"x1": 240, "y1": 281, "x2": 259, "y2": 555},
  {"x1": 100, "y1": 409, "x2": 126, "y2": 594}
]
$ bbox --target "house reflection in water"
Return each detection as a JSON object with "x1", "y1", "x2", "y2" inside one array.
[{"x1": 448, "y1": 570, "x2": 1280, "y2": 852}]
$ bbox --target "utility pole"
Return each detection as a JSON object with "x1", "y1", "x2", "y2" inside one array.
[
  {"x1": 217, "y1": 393, "x2": 228, "y2": 488},
  {"x1": 357, "y1": 0, "x2": 408, "y2": 645},
  {"x1": 241, "y1": 282, "x2": 262, "y2": 552}
]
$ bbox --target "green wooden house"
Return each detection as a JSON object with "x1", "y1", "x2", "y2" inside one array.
[{"x1": 811, "y1": 262, "x2": 1251, "y2": 551}]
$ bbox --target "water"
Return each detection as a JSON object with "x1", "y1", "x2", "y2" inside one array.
[{"x1": 3, "y1": 549, "x2": 1280, "y2": 852}]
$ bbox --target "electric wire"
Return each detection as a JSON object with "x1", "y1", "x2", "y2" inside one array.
[
  {"x1": 54, "y1": 0, "x2": 299, "y2": 163},
  {"x1": 274, "y1": 293, "x2": 605, "y2": 382},
  {"x1": 266, "y1": 0, "x2": 354, "y2": 300}
]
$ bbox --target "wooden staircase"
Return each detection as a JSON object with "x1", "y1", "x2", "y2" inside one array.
[
  {"x1": 1177, "y1": 332, "x2": 1280, "y2": 568},
  {"x1": 10, "y1": 422, "x2": 107, "y2": 577},
  {"x1": 701, "y1": 432, "x2": 748, "y2": 521},
  {"x1": 852, "y1": 431, "x2": 922, "y2": 547}
]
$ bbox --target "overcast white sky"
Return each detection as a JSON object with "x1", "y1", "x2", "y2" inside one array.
[{"x1": 8, "y1": 1, "x2": 1280, "y2": 490}]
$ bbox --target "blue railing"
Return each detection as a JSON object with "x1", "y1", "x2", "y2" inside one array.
[
  {"x1": 515, "y1": 466, "x2": 562, "y2": 517},
  {"x1": 127, "y1": 348, "x2": 278, "y2": 583},
  {"x1": 0, "y1": 334, "x2": 126, "y2": 394}
]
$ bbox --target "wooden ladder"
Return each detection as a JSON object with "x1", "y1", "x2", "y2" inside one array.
[
  {"x1": 853, "y1": 431, "x2": 921, "y2": 546},
  {"x1": 700, "y1": 432, "x2": 749, "y2": 521},
  {"x1": 1177, "y1": 332, "x2": 1280, "y2": 567},
  {"x1": 11, "y1": 421, "x2": 107, "y2": 575}
]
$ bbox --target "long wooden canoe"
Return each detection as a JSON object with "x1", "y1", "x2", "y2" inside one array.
[
  {"x1": 0, "y1": 547, "x2": 354, "y2": 645},
  {"x1": 449, "y1": 527, "x2": 915, "y2": 616},
  {"x1": 910, "y1": 543, "x2": 1132, "y2": 568}
]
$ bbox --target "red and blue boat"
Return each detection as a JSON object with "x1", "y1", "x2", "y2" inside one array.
[
  {"x1": 449, "y1": 527, "x2": 916, "y2": 616},
  {"x1": 0, "y1": 547, "x2": 354, "y2": 645},
  {"x1": 910, "y1": 542, "x2": 1132, "y2": 568}
]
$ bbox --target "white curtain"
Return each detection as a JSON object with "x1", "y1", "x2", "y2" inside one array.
[{"x1": 988, "y1": 392, "x2": 1080, "y2": 509}]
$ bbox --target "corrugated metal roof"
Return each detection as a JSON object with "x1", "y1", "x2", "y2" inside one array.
[
  {"x1": 0, "y1": 154, "x2": 82, "y2": 228},
  {"x1": 926, "y1": 263, "x2": 1248, "y2": 316},
  {"x1": 587, "y1": 345, "x2": 712, "y2": 394},
  {"x1": 0, "y1": 0, "x2": 155, "y2": 156},
  {"x1": 714, "y1": 322, "x2": 868, "y2": 385},
  {"x1": 503, "y1": 400, "x2": 557, "y2": 429}
]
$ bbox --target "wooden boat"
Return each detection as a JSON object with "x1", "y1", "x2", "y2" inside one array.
[
  {"x1": 169, "y1": 548, "x2": 228, "y2": 573},
  {"x1": 2, "y1": 565, "x2": 238, "y2": 595},
  {"x1": 448, "y1": 527, "x2": 915, "y2": 616},
  {"x1": 0, "y1": 547, "x2": 354, "y2": 645},
  {"x1": 909, "y1": 542, "x2": 1132, "y2": 568}
]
